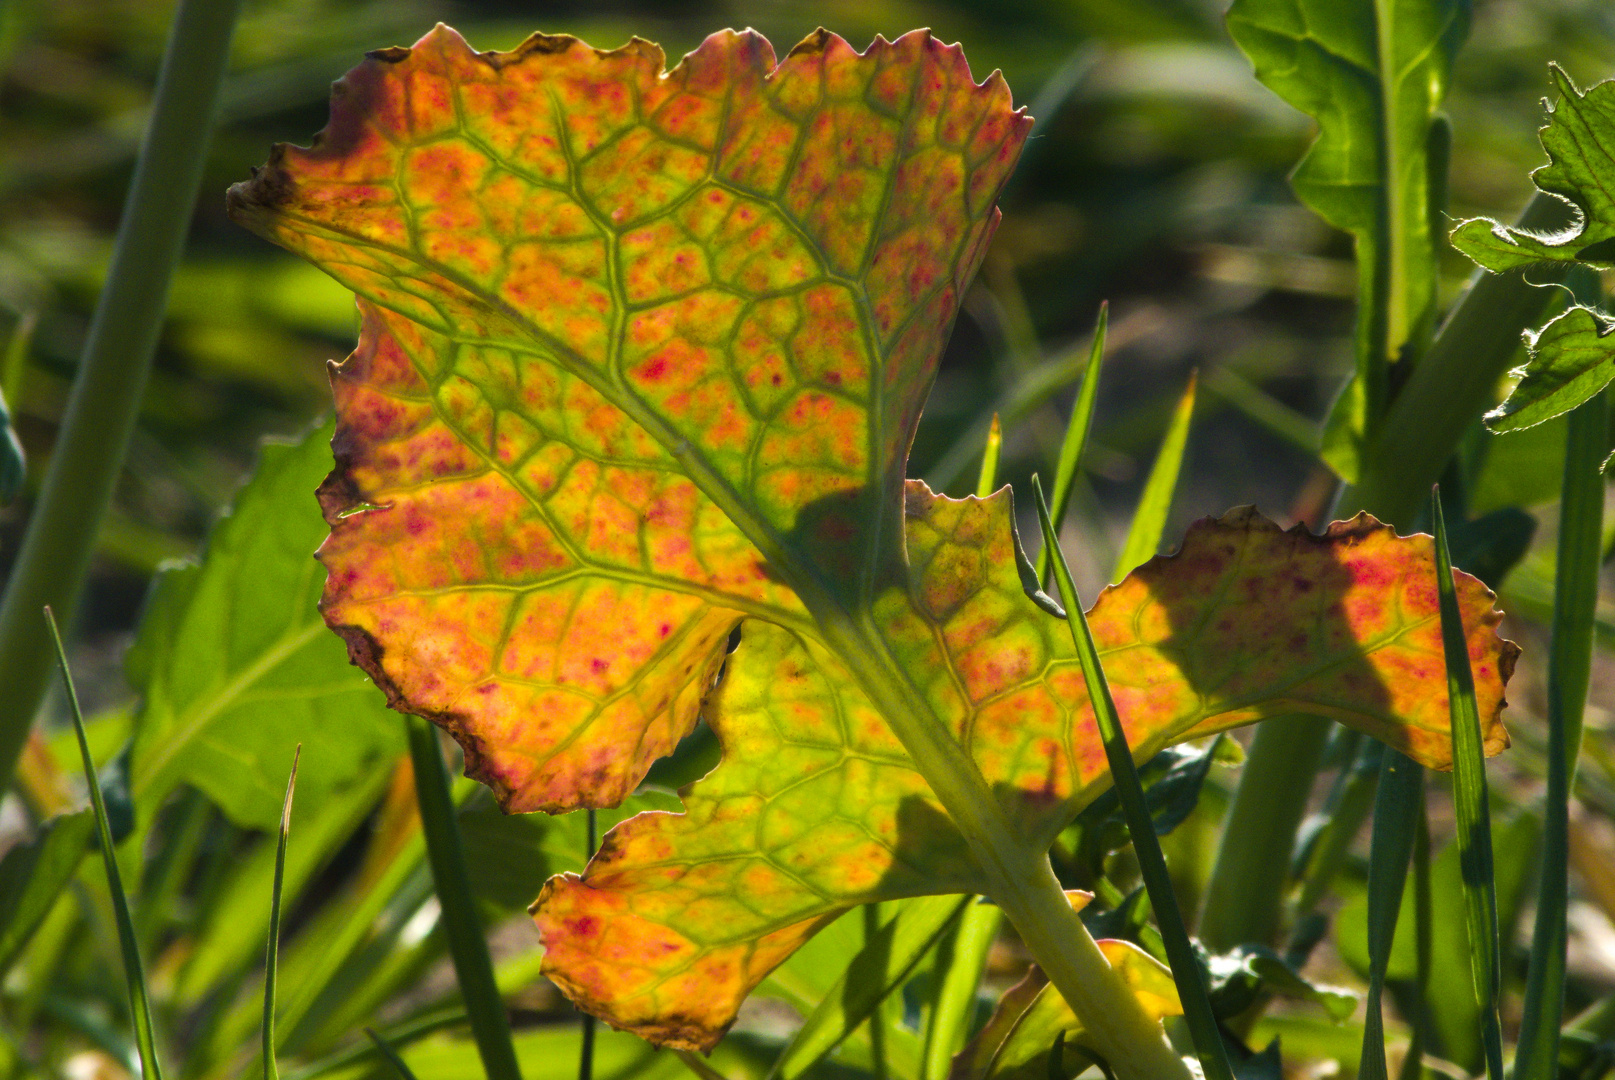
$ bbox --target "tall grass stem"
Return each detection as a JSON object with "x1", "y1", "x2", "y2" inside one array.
[
  {"x1": 0, "y1": 0, "x2": 242, "y2": 794},
  {"x1": 405, "y1": 716, "x2": 523, "y2": 1080},
  {"x1": 1515, "y1": 382, "x2": 1606, "y2": 1080}
]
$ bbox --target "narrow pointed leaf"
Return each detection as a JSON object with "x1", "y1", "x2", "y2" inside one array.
[
  {"x1": 1112, "y1": 371, "x2": 1194, "y2": 581},
  {"x1": 1517, "y1": 390, "x2": 1605, "y2": 1080},
  {"x1": 47, "y1": 608, "x2": 163, "y2": 1080},
  {"x1": 1032, "y1": 474, "x2": 1234, "y2": 1080},
  {"x1": 923, "y1": 900, "x2": 1004, "y2": 1080},
  {"x1": 1358, "y1": 750, "x2": 1423, "y2": 1080},
  {"x1": 1035, "y1": 302, "x2": 1106, "y2": 585},
  {"x1": 1227, "y1": 0, "x2": 1467, "y2": 478},
  {"x1": 366, "y1": 1028, "x2": 423, "y2": 1080},
  {"x1": 264, "y1": 748, "x2": 301, "y2": 1080},
  {"x1": 1431, "y1": 491, "x2": 1503, "y2": 1080},
  {"x1": 407, "y1": 713, "x2": 522, "y2": 1080},
  {"x1": 976, "y1": 414, "x2": 1003, "y2": 499}
]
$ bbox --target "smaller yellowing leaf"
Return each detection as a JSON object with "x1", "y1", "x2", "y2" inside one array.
[{"x1": 533, "y1": 488, "x2": 1515, "y2": 1050}]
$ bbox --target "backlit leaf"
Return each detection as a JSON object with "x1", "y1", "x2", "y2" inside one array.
[
  {"x1": 231, "y1": 23, "x2": 1517, "y2": 1054},
  {"x1": 1452, "y1": 68, "x2": 1615, "y2": 272},
  {"x1": 1226, "y1": 0, "x2": 1467, "y2": 479},
  {"x1": 532, "y1": 490, "x2": 1514, "y2": 1049},
  {"x1": 1452, "y1": 70, "x2": 1615, "y2": 433}
]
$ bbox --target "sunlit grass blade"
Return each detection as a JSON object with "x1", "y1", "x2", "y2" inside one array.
[
  {"x1": 579, "y1": 808, "x2": 596, "y2": 1080},
  {"x1": 264, "y1": 746, "x2": 301, "y2": 1080},
  {"x1": 44, "y1": 606, "x2": 163, "y2": 1080},
  {"x1": 1430, "y1": 489, "x2": 1504, "y2": 1080},
  {"x1": 1036, "y1": 302, "x2": 1108, "y2": 587},
  {"x1": 365, "y1": 1027, "x2": 422, "y2": 1080},
  {"x1": 1030, "y1": 476, "x2": 1233, "y2": 1080},
  {"x1": 1517, "y1": 388, "x2": 1606, "y2": 1080},
  {"x1": 766, "y1": 895, "x2": 968, "y2": 1080},
  {"x1": 975, "y1": 414, "x2": 1003, "y2": 498},
  {"x1": 1113, "y1": 371, "x2": 1196, "y2": 581},
  {"x1": 1357, "y1": 749, "x2": 1423, "y2": 1080},
  {"x1": 404, "y1": 714, "x2": 522, "y2": 1080},
  {"x1": 921, "y1": 899, "x2": 1002, "y2": 1080}
]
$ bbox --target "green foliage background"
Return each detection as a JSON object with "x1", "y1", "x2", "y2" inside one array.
[{"x1": 5, "y1": 0, "x2": 1615, "y2": 1078}]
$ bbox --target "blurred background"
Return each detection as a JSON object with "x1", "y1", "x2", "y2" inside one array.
[{"x1": 6, "y1": 0, "x2": 1615, "y2": 1074}]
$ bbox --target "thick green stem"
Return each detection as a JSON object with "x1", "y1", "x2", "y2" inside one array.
[
  {"x1": 818, "y1": 615, "x2": 1191, "y2": 1080},
  {"x1": 1201, "y1": 192, "x2": 1566, "y2": 956},
  {"x1": 1515, "y1": 382, "x2": 1605, "y2": 1080},
  {"x1": 1198, "y1": 714, "x2": 1329, "y2": 951},
  {"x1": 0, "y1": 0, "x2": 242, "y2": 793},
  {"x1": 1343, "y1": 191, "x2": 1569, "y2": 528}
]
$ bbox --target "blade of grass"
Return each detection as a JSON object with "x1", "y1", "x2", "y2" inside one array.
[
  {"x1": 45, "y1": 606, "x2": 163, "y2": 1080},
  {"x1": 1429, "y1": 489, "x2": 1504, "y2": 1080},
  {"x1": 405, "y1": 714, "x2": 522, "y2": 1080},
  {"x1": 1113, "y1": 372, "x2": 1196, "y2": 581},
  {"x1": 1036, "y1": 303, "x2": 1108, "y2": 587},
  {"x1": 1357, "y1": 749, "x2": 1424, "y2": 1080},
  {"x1": 1516, "y1": 383, "x2": 1607, "y2": 1080},
  {"x1": 921, "y1": 899, "x2": 1003, "y2": 1080},
  {"x1": 365, "y1": 1028, "x2": 422, "y2": 1080},
  {"x1": 976, "y1": 414, "x2": 1004, "y2": 498},
  {"x1": 0, "y1": 0, "x2": 242, "y2": 794},
  {"x1": 766, "y1": 895, "x2": 968, "y2": 1080},
  {"x1": 264, "y1": 747, "x2": 301, "y2": 1080},
  {"x1": 1030, "y1": 476, "x2": 1233, "y2": 1080}
]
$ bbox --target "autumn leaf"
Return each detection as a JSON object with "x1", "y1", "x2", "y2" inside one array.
[
  {"x1": 230, "y1": 22, "x2": 1515, "y2": 1056},
  {"x1": 532, "y1": 490, "x2": 1513, "y2": 1048}
]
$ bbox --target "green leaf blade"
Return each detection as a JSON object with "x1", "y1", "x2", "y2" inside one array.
[
  {"x1": 1030, "y1": 475, "x2": 1234, "y2": 1080},
  {"x1": 1516, "y1": 390, "x2": 1607, "y2": 1080},
  {"x1": 1112, "y1": 372, "x2": 1195, "y2": 582},
  {"x1": 1430, "y1": 490, "x2": 1504, "y2": 1080}
]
